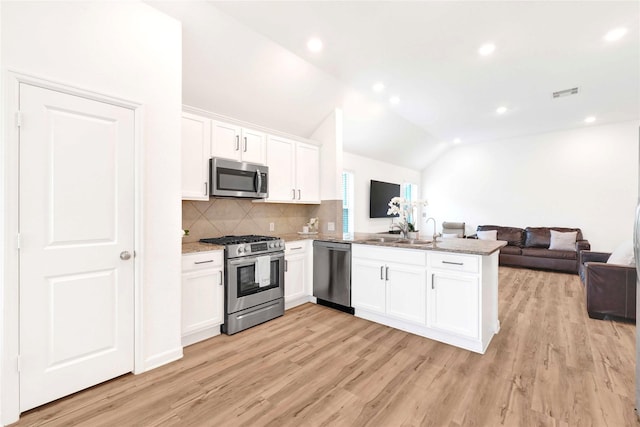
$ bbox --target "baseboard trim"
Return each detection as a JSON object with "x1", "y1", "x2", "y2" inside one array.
[{"x1": 143, "y1": 347, "x2": 183, "y2": 372}]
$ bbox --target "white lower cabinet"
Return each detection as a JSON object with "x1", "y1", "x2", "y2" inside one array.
[
  {"x1": 352, "y1": 245, "x2": 426, "y2": 324},
  {"x1": 181, "y1": 250, "x2": 224, "y2": 347},
  {"x1": 352, "y1": 244, "x2": 499, "y2": 354},
  {"x1": 429, "y1": 272, "x2": 479, "y2": 339},
  {"x1": 386, "y1": 264, "x2": 426, "y2": 324},
  {"x1": 284, "y1": 240, "x2": 312, "y2": 309}
]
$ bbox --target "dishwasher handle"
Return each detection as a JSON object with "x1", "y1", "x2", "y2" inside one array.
[{"x1": 313, "y1": 241, "x2": 351, "y2": 251}]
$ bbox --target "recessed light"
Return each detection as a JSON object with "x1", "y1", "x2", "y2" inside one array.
[
  {"x1": 604, "y1": 27, "x2": 628, "y2": 42},
  {"x1": 372, "y1": 82, "x2": 385, "y2": 92},
  {"x1": 389, "y1": 96, "x2": 400, "y2": 105},
  {"x1": 307, "y1": 37, "x2": 323, "y2": 52},
  {"x1": 453, "y1": 138, "x2": 461, "y2": 144},
  {"x1": 584, "y1": 116, "x2": 596, "y2": 123},
  {"x1": 496, "y1": 106, "x2": 507, "y2": 114},
  {"x1": 478, "y1": 43, "x2": 496, "y2": 56}
]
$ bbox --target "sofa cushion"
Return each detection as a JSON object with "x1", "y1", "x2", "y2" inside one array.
[
  {"x1": 477, "y1": 225, "x2": 525, "y2": 247},
  {"x1": 524, "y1": 227, "x2": 583, "y2": 248},
  {"x1": 549, "y1": 230, "x2": 577, "y2": 251},
  {"x1": 607, "y1": 240, "x2": 635, "y2": 266},
  {"x1": 477, "y1": 230, "x2": 497, "y2": 240},
  {"x1": 499, "y1": 245, "x2": 522, "y2": 255},
  {"x1": 521, "y1": 247, "x2": 577, "y2": 260}
]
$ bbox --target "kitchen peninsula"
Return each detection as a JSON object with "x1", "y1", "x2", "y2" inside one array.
[{"x1": 311, "y1": 233, "x2": 507, "y2": 354}]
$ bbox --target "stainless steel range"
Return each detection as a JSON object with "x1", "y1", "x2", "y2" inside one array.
[{"x1": 200, "y1": 235, "x2": 285, "y2": 335}]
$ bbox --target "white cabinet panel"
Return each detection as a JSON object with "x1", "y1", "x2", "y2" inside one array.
[
  {"x1": 182, "y1": 268, "x2": 224, "y2": 334},
  {"x1": 211, "y1": 120, "x2": 242, "y2": 161},
  {"x1": 386, "y1": 264, "x2": 426, "y2": 324},
  {"x1": 429, "y1": 272, "x2": 479, "y2": 339},
  {"x1": 266, "y1": 135, "x2": 296, "y2": 201},
  {"x1": 211, "y1": 120, "x2": 265, "y2": 164},
  {"x1": 352, "y1": 258, "x2": 387, "y2": 314},
  {"x1": 284, "y1": 240, "x2": 311, "y2": 308},
  {"x1": 181, "y1": 251, "x2": 224, "y2": 346},
  {"x1": 241, "y1": 128, "x2": 266, "y2": 164},
  {"x1": 181, "y1": 112, "x2": 211, "y2": 201},
  {"x1": 295, "y1": 143, "x2": 320, "y2": 203},
  {"x1": 264, "y1": 136, "x2": 319, "y2": 204}
]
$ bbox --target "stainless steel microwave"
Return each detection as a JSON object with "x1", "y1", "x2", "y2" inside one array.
[{"x1": 209, "y1": 157, "x2": 268, "y2": 199}]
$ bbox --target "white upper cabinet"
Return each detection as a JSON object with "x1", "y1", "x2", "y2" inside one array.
[
  {"x1": 295, "y1": 143, "x2": 320, "y2": 203},
  {"x1": 181, "y1": 112, "x2": 211, "y2": 201},
  {"x1": 266, "y1": 135, "x2": 296, "y2": 201},
  {"x1": 211, "y1": 120, "x2": 266, "y2": 164},
  {"x1": 265, "y1": 135, "x2": 320, "y2": 204}
]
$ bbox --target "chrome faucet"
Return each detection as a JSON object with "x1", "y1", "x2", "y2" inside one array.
[
  {"x1": 425, "y1": 217, "x2": 437, "y2": 243},
  {"x1": 390, "y1": 222, "x2": 408, "y2": 239}
]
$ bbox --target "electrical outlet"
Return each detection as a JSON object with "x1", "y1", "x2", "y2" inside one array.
[
  {"x1": 269, "y1": 222, "x2": 275, "y2": 231},
  {"x1": 328, "y1": 222, "x2": 335, "y2": 231}
]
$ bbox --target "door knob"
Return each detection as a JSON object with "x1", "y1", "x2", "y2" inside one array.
[{"x1": 120, "y1": 251, "x2": 132, "y2": 260}]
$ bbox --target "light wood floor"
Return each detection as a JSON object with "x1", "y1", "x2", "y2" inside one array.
[{"x1": 13, "y1": 267, "x2": 638, "y2": 426}]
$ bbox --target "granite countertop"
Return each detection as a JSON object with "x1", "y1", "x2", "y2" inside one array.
[
  {"x1": 183, "y1": 233, "x2": 507, "y2": 256},
  {"x1": 182, "y1": 241, "x2": 224, "y2": 254}
]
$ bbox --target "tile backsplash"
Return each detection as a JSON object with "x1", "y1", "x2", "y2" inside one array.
[{"x1": 182, "y1": 199, "x2": 343, "y2": 243}]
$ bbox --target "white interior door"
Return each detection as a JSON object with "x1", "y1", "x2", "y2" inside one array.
[{"x1": 18, "y1": 83, "x2": 135, "y2": 412}]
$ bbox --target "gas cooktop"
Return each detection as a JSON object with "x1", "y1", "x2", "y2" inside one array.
[
  {"x1": 200, "y1": 235, "x2": 284, "y2": 258},
  {"x1": 200, "y1": 235, "x2": 279, "y2": 246}
]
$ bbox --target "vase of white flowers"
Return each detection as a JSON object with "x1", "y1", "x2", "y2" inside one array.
[{"x1": 387, "y1": 197, "x2": 427, "y2": 238}]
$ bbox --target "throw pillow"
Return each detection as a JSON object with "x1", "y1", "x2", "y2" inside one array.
[
  {"x1": 477, "y1": 230, "x2": 497, "y2": 240},
  {"x1": 549, "y1": 230, "x2": 577, "y2": 251},
  {"x1": 441, "y1": 233, "x2": 460, "y2": 239},
  {"x1": 607, "y1": 240, "x2": 635, "y2": 266}
]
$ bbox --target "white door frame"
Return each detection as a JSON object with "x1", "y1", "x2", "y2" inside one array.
[{"x1": 1, "y1": 70, "x2": 145, "y2": 425}]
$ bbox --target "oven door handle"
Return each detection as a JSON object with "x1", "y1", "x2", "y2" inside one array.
[{"x1": 227, "y1": 253, "x2": 284, "y2": 266}]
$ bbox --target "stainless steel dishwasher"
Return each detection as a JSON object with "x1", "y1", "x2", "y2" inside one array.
[{"x1": 313, "y1": 240, "x2": 354, "y2": 314}]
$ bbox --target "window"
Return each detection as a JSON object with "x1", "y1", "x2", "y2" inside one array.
[
  {"x1": 342, "y1": 171, "x2": 355, "y2": 233},
  {"x1": 402, "y1": 182, "x2": 419, "y2": 225}
]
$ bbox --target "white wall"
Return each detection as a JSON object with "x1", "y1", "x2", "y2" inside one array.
[
  {"x1": 343, "y1": 152, "x2": 422, "y2": 233},
  {"x1": 2, "y1": 1, "x2": 182, "y2": 421},
  {"x1": 422, "y1": 120, "x2": 639, "y2": 251}
]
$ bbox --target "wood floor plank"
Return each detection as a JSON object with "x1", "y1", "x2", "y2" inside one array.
[{"x1": 11, "y1": 267, "x2": 638, "y2": 427}]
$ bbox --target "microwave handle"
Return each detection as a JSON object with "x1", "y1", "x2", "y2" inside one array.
[{"x1": 255, "y1": 169, "x2": 262, "y2": 193}]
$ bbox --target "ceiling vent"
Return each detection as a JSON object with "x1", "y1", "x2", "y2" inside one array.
[{"x1": 552, "y1": 87, "x2": 579, "y2": 98}]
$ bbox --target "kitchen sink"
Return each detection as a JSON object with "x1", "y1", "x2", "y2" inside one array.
[
  {"x1": 363, "y1": 237, "x2": 398, "y2": 243},
  {"x1": 395, "y1": 239, "x2": 432, "y2": 245},
  {"x1": 362, "y1": 237, "x2": 432, "y2": 246}
]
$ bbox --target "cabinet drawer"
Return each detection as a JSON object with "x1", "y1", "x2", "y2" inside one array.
[
  {"x1": 182, "y1": 251, "x2": 224, "y2": 272},
  {"x1": 353, "y1": 244, "x2": 427, "y2": 266},
  {"x1": 429, "y1": 252, "x2": 479, "y2": 274},
  {"x1": 285, "y1": 240, "x2": 309, "y2": 254}
]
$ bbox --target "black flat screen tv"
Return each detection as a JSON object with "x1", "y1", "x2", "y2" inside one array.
[{"x1": 369, "y1": 180, "x2": 401, "y2": 218}]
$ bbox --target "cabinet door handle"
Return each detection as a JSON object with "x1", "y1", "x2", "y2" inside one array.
[
  {"x1": 285, "y1": 260, "x2": 288, "y2": 272},
  {"x1": 194, "y1": 260, "x2": 214, "y2": 265},
  {"x1": 204, "y1": 182, "x2": 208, "y2": 196},
  {"x1": 235, "y1": 135, "x2": 240, "y2": 151},
  {"x1": 431, "y1": 273, "x2": 435, "y2": 289},
  {"x1": 297, "y1": 189, "x2": 301, "y2": 200},
  {"x1": 219, "y1": 270, "x2": 224, "y2": 285},
  {"x1": 292, "y1": 189, "x2": 296, "y2": 200},
  {"x1": 442, "y1": 261, "x2": 464, "y2": 266},
  {"x1": 385, "y1": 266, "x2": 389, "y2": 281},
  {"x1": 244, "y1": 136, "x2": 248, "y2": 152},
  {"x1": 380, "y1": 266, "x2": 384, "y2": 280}
]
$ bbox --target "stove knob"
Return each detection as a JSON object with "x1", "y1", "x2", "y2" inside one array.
[
  {"x1": 269, "y1": 242, "x2": 275, "y2": 248},
  {"x1": 279, "y1": 241, "x2": 284, "y2": 248},
  {"x1": 237, "y1": 246, "x2": 244, "y2": 254}
]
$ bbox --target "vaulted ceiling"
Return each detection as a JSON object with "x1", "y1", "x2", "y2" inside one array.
[{"x1": 151, "y1": 1, "x2": 640, "y2": 170}]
